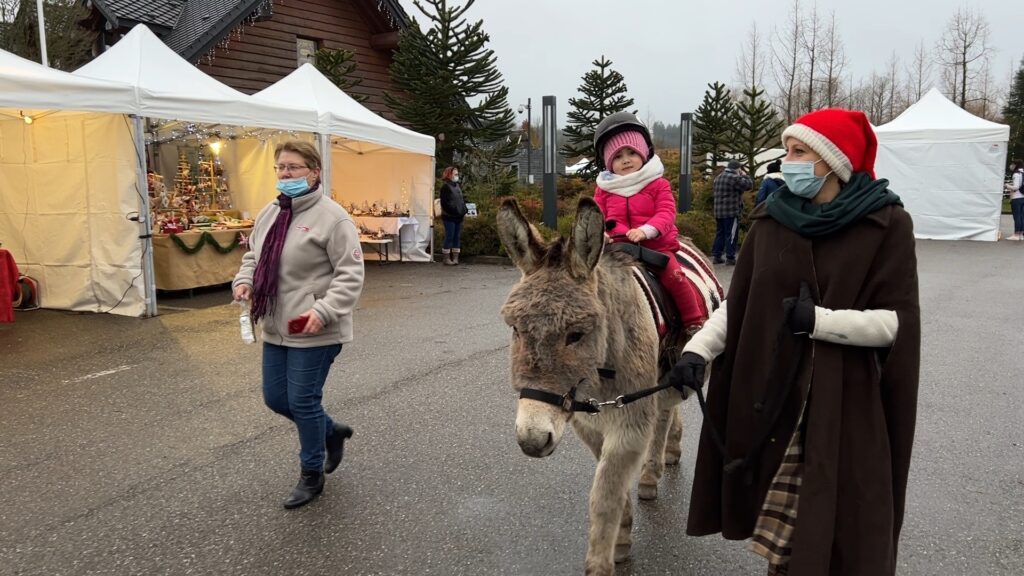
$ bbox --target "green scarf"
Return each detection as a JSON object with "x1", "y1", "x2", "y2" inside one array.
[{"x1": 765, "y1": 172, "x2": 902, "y2": 237}]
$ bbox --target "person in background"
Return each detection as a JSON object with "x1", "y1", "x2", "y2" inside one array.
[
  {"x1": 439, "y1": 166, "x2": 468, "y2": 265},
  {"x1": 670, "y1": 108, "x2": 920, "y2": 575},
  {"x1": 712, "y1": 160, "x2": 753, "y2": 265},
  {"x1": 1005, "y1": 159, "x2": 1024, "y2": 240},
  {"x1": 233, "y1": 140, "x2": 364, "y2": 509},
  {"x1": 592, "y1": 111, "x2": 709, "y2": 331},
  {"x1": 755, "y1": 159, "x2": 784, "y2": 206}
]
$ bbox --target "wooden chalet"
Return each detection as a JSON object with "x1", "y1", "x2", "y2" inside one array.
[{"x1": 82, "y1": 0, "x2": 410, "y2": 118}]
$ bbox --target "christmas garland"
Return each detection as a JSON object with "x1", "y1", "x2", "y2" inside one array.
[{"x1": 169, "y1": 231, "x2": 243, "y2": 255}]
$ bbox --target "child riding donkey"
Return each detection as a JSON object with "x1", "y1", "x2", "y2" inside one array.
[{"x1": 592, "y1": 112, "x2": 712, "y2": 336}]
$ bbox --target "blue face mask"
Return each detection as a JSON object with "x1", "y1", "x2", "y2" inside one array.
[
  {"x1": 276, "y1": 176, "x2": 310, "y2": 198},
  {"x1": 781, "y1": 160, "x2": 830, "y2": 199}
]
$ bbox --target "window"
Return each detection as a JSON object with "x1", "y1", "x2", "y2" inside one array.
[{"x1": 296, "y1": 38, "x2": 317, "y2": 66}]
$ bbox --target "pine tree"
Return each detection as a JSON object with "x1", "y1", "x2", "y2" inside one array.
[
  {"x1": 692, "y1": 82, "x2": 737, "y2": 174},
  {"x1": 560, "y1": 56, "x2": 635, "y2": 179},
  {"x1": 1004, "y1": 57, "x2": 1024, "y2": 165},
  {"x1": 386, "y1": 0, "x2": 517, "y2": 174},
  {"x1": 314, "y1": 47, "x2": 366, "y2": 102},
  {"x1": 731, "y1": 85, "x2": 784, "y2": 176}
]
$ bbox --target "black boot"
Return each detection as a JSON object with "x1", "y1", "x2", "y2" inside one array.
[
  {"x1": 324, "y1": 423, "x2": 353, "y2": 474},
  {"x1": 283, "y1": 469, "x2": 324, "y2": 509}
]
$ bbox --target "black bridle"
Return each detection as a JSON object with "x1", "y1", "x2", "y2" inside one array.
[{"x1": 517, "y1": 367, "x2": 686, "y2": 416}]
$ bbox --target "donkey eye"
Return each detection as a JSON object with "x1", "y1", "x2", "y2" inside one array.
[{"x1": 566, "y1": 332, "x2": 585, "y2": 345}]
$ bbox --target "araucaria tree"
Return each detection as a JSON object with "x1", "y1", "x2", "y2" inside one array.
[
  {"x1": 387, "y1": 0, "x2": 517, "y2": 173},
  {"x1": 560, "y1": 56, "x2": 635, "y2": 179},
  {"x1": 732, "y1": 85, "x2": 783, "y2": 176},
  {"x1": 692, "y1": 81, "x2": 736, "y2": 174},
  {"x1": 1004, "y1": 57, "x2": 1024, "y2": 164},
  {"x1": 0, "y1": 0, "x2": 95, "y2": 71},
  {"x1": 314, "y1": 47, "x2": 366, "y2": 102}
]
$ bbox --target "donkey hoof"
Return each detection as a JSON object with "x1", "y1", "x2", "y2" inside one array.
[
  {"x1": 614, "y1": 543, "x2": 632, "y2": 563},
  {"x1": 664, "y1": 451, "x2": 681, "y2": 466},
  {"x1": 638, "y1": 482, "x2": 659, "y2": 500}
]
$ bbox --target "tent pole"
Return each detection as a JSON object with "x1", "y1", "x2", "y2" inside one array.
[
  {"x1": 430, "y1": 157, "x2": 436, "y2": 262},
  {"x1": 317, "y1": 133, "x2": 332, "y2": 198},
  {"x1": 131, "y1": 115, "x2": 158, "y2": 317}
]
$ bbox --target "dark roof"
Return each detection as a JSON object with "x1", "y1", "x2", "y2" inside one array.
[
  {"x1": 164, "y1": 0, "x2": 265, "y2": 62},
  {"x1": 91, "y1": 0, "x2": 185, "y2": 31},
  {"x1": 93, "y1": 0, "x2": 412, "y2": 62}
]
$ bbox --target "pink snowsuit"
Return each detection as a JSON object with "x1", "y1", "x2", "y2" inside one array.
[{"x1": 594, "y1": 177, "x2": 706, "y2": 329}]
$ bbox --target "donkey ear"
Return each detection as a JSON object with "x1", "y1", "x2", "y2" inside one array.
[
  {"x1": 567, "y1": 197, "x2": 604, "y2": 279},
  {"x1": 497, "y1": 198, "x2": 545, "y2": 274}
]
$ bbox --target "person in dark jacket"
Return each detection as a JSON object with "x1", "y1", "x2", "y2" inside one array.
[
  {"x1": 670, "y1": 108, "x2": 920, "y2": 575},
  {"x1": 439, "y1": 166, "x2": 468, "y2": 265},
  {"x1": 755, "y1": 159, "x2": 784, "y2": 205},
  {"x1": 712, "y1": 160, "x2": 753, "y2": 265}
]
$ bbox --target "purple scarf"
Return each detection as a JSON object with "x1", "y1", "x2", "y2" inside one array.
[{"x1": 250, "y1": 194, "x2": 294, "y2": 324}]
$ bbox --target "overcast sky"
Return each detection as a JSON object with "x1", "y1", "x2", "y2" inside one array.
[{"x1": 397, "y1": 0, "x2": 1024, "y2": 126}]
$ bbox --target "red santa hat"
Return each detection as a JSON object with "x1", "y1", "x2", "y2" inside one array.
[{"x1": 781, "y1": 108, "x2": 877, "y2": 182}]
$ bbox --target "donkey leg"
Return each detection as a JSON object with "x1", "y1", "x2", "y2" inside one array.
[
  {"x1": 584, "y1": 433, "x2": 647, "y2": 576},
  {"x1": 639, "y1": 405, "x2": 674, "y2": 500},
  {"x1": 614, "y1": 495, "x2": 633, "y2": 563},
  {"x1": 576, "y1": 422, "x2": 634, "y2": 564},
  {"x1": 663, "y1": 406, "x2": 683, "y2": 466}
]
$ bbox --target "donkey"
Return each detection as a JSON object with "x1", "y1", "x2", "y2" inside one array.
[{"x1": 497, "y1": 196, "x2": 719, "y2": 576}]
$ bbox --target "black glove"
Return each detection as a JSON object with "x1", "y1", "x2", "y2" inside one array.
[
  {"x1": 668, "y1": 351, "x2": 707, "y2": 393},
  {"x1": 782, "y1": 281, "x2": 816, "y2": 335}
]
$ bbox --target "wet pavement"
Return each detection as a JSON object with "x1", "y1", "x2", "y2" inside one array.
[{"x1": 1, "y1": 220, "x2": 1022, "y2": 575}]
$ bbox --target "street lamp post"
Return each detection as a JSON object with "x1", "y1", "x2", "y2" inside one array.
[
  {"x1": 542, "y1": 96, "x2": 557, "y2": 229},
  {"x1": 519, "y1": 98, "x2": 532, "y2": 184}
]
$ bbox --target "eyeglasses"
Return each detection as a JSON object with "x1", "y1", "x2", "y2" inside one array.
[{"x1": 274, "y1": 164, "x2": 309, "y2": 173}]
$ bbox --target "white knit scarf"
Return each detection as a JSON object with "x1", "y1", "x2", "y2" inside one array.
[{"x1": 595, "y1": 155, "x2": 665, "y2": 197}]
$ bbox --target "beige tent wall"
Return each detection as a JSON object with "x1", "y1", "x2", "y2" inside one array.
[
  {"x1": 0, "y1": 112, "x2": 144, "y2": 316},
  {"x1": 329, "y1": 145, "x2": 434, "y2": 261}
]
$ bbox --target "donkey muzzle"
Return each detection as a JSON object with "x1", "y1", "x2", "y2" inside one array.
[{"x1": 515, "y1": 398, "x2": 567, "y2": 458}]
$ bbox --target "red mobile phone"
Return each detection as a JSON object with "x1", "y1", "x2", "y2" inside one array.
[{"x1": 288, "y1": 317, "x2": 306, "y2": 334}]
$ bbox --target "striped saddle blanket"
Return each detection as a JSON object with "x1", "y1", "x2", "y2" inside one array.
[{"x1": 631, "y1": 242, "x2": 724, "y2": 338}]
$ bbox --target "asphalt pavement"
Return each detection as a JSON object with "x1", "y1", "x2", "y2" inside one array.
[{"x1": 1, "y1": 219, "x2": 1022, "y2": 575}]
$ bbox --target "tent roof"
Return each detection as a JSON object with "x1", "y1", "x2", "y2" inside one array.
[
  {"x1": 74, "y1": 24, "x2": 317, "y2": 131},
  {"x1": 875, "y1": 88, "x2": 1010, "y2": 142},
  {"x1": 254, "y1": 64, "x2": 434, "y2": 156},
  {"x1": 0, "y1": 48, "x2": 137, "y2": 114}
]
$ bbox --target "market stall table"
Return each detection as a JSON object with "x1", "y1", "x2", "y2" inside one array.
[
  {"x1": 152, "y1": 228, "x2": 251, "y2": 291},
  {"x1": 353, "y1": 216, "x2": 418, "y2": 262},
  {"x1": 358, "y1": 236, "x2": 394, "y2": 266}
]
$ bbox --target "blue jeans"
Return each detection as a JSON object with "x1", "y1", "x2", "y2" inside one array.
[
  {"x1": 1011, "y1": 198, "x2": 1024, "y2": 233},
  {"x1": 443, "y1": 219, "x2": 463, "y2": 250},
  {"x1": 712, "y1": 216, "x2": 739, "y2": 260},
  {"x1": 262, "y1": 342, "x2": 342, "y2": 471}
]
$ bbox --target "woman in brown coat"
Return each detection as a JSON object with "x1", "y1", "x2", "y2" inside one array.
[{"x1": 669, "y1": 108, "x2": 921, "y2": 575}]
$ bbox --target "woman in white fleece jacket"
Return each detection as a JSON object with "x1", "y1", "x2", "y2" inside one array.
[{"x1": 233, "y1": 140, "x2": 364, "y2": 509}]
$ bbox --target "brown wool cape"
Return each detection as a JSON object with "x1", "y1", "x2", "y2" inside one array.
[{"x1": 686, "y1": 202, "x2": 921, "y2": 575}]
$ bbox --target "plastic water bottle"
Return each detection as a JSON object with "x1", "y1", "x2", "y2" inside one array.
[{"x1": 238, "y1": 300, "x2": 256, "y2": 344}]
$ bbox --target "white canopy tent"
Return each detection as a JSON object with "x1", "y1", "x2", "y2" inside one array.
[
  {"x1": 254, "y1": 64, "x2": 436, "y2": 261},
  {"x1": 0, "y1": 50, "x2": 148, "y2": 316},
  {"x1": 1, "y1": 24, "x2": 321, "y2": 318},
  {"x1": 874, "y1": 88, "x2": 1010, "y2": 241},
  {"x1": 74, "y1": 25, "x2": 318, "y2": 132}
]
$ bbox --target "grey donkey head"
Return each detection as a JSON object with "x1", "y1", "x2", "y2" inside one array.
[{"x1": 496, "y1": 197, "x2": 610, "y2": 457}]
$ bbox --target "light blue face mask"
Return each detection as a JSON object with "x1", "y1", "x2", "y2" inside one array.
[
  {"x1": 276, "y1": 176, "x2": 310, "y2": 198},
  {"x1": 781, "y1": 160, "x2": 830, "y2": 199}
]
